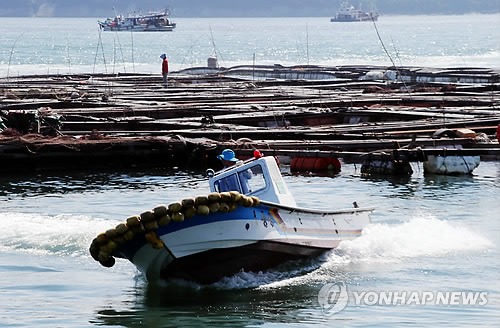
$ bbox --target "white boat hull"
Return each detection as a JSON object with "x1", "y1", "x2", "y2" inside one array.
[
  {"x1": 100, "y1": 25, "x2": 176, "y2": 32},
  {"x1": 118, "y1": 202, "x2": 372, "y2": 283},
  {"x1": 91, "y1": 156, "x2": 373, "y2": 284}
]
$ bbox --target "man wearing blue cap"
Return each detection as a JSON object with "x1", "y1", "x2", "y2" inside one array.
[
  {"x1": 217, "y1": 149, "x2": 239, "y2": 168},
  {"x1": 217, "y1": 149, "x2": 252, "y2": 193},
  {"x1": 160, "y1": 54, "x2": 168, "y2": 87}
]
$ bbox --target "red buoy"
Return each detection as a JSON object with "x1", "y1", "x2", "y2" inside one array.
[
  {"x1": 291, "y1": 157, "x2": 341, "y2": 172},
  {"x1": 497, "y1": 124, "x2": 500, "y2": 143}
]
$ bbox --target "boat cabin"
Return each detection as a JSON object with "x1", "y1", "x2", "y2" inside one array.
[{"x1": 209, "y1": 155, "x2": 297, "y2": 207}]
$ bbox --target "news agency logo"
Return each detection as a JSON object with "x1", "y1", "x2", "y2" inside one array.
[
  {"x1": 317, "y1": 282, "x2": 349, "y2": 316},
  {"x1": 318, "y1": 283, "x2": 489, "y2": 315},
  {"x1": 352, "y1": 291, "x2": 489, "y2": 306}
]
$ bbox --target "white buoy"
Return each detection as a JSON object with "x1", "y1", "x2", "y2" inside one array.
[{"x1": 423, "y1": 155, "x2": 480, "y2": 175}]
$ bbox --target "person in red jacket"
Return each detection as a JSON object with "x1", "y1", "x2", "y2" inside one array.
[{"x1": 160, "y1": 53, "x2": 168, "y2": 87}]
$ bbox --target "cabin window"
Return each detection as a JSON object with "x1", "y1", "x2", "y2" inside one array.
[
  {"x1": 240, "y1": 165, "x2": 266, "y2": 195},
  {"x1": 214, "y1": 174, "x2": 241, "y2": 193},
  {"x1": 268, "y1": 162, "x2": 288, "y2": 194},
  {"x1": 214, "y1": 164, "x2": 267, "y2": 195}
]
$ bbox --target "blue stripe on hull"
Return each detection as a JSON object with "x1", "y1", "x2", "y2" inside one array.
[
  {"x1": 115, "y1": 207, "x2": 264, "y2": 260},
  {"x1": 158, "y1": 206, "x2": 259, "y2": 235}
]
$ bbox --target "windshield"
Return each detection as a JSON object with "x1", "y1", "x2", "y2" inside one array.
[{"x1": 214, "y1": 164, "x2": 267, "y2": 195}]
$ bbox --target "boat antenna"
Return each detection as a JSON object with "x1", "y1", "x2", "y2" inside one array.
[
  {"x1": 100, "y1": 31, "x2": 108, "y2": 74},
  {"x1": 93, "y1": 27, "x2": 108, "y2": 76},
  {"x1": 113, "y1": 30, "x2": 127, "y2": 73},
  {"x1": 66, "y1": 39, "x2": 71, "y2": 74},
  {"x1": 93, "y1": 29, "x2": 100, "y2": 76},
  {"x1": 7, "y1": 32, "x2": 24, "y2": 80},
  {"x1": 252, "y1": 52, "x2": 256, "y2": 82},
  {"x1": 390, "y1": 36, "x2": 404, "y2": 68},
  {"x1": 370, "y1": 16, "x2": 396, "y2": 70},
  {"x1": 209, "y1": 25, "x2": 225, "y2": 67},
  {"x1": 370, "y1": 16, "x2": 411, "y2": 99},
  {"x1": 179, "y1": 33, "x2": 206, "y2": 70},
  {"x1": 306, "y1": 22, "x2": 310, "y2": 65},
  {"x1": 209, "y1": 25, "x2": 217, "y2": 59},
  {"x1": 130, "y1": 31, "x2": 136, "y2": 73},
  {"x1": 113, "y1": 39, "x2": 117, "y2": 74},
  {"x1": 109, "y1": 6, "x2": 127, "y2": 73}
]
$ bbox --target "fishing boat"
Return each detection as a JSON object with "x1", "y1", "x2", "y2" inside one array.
[
  {"x1": 98, "y1": 9, "x2": 176, "y2": 32},
  {"x1": 90, "y1": 151, "x2": 373, "y2": 284},
  {"x1": 330, "y1": 2, "x2": 378, "y2": 22}
]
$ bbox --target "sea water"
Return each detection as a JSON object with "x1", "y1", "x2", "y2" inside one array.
[
  {"x1": 0, "y1": 162, "x2": 499, "y2": 327},
  {"x1": 0, "y1": 14, "x2": 499, "y2": 327},
  {"x1": 0, "y1": 14, "x2": 499, "y2": 77}
]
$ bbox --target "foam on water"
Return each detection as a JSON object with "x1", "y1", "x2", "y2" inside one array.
[
  {"x1": 0, "y1": 212, "x2": 120, "y2": 257},
  {"x1": 213, "y1": 216, "x2": 493, "y2": 290},
  {"x1": 212, "y1": 262, "x2": 323, "y2": 290},
  {"x1": 332, "y1": 216, "x2": 493, "y2": 263}
]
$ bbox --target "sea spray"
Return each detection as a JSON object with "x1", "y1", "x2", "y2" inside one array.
[
  {"x1": 329, "y1": 216, "x2": 493, "y2": 264},
  {"x1": 213, "y1": 216, "x2": 493, "y2": 289},
  {"x1": 0, "y1": 212, "x2": 120, "y2": 257}
]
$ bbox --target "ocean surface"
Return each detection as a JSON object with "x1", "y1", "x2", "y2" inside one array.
[
  {"x1": 1, "y1": 14, "x2": 500, "y2": 328},
  {"x1": 0, "y1": 14, "x2": 499, "y2": 77},
  {"x1": 0, "y1": 161, "x2": 499, "y2": 327}
]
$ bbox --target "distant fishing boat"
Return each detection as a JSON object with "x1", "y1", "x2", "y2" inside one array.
[
  {"x1": 330, "y1": 2, "x2": 378, "y2": 22},
  {"x1": 98, "y1": 9, "x2": 176, "y2": 32}
]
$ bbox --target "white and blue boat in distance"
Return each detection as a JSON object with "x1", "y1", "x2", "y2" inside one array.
[
  {"x1": 330, "y1": 1, "x2": 379, "y2": 22},
  {"x1": 93, "y1": 152, "x2": 373, "y2": 284},
  {"x1": 98, "y1": 9, "x2": 176, "y2": 32}
]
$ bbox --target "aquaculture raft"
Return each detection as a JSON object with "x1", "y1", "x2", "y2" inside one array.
[{"x1": 1, "y1": 64, "x2": 500, "y2": 171}]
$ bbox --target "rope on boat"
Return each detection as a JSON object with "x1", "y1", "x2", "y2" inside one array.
[{"x1": 89, "y1": 191, "x2": 260, "y2": 268}]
